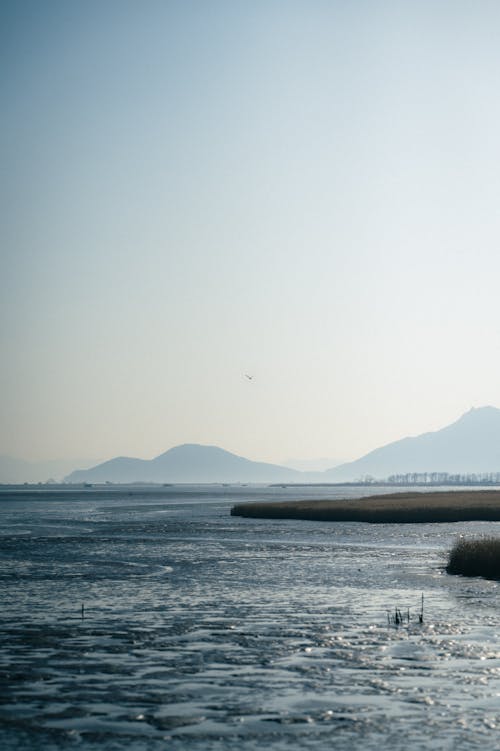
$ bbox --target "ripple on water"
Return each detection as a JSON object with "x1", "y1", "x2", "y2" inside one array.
[{"x1": 2, "y1": 491, "x2": 500, "y2": 750}]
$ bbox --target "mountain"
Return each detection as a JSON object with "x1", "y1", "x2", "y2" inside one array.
[
  {"x1": 0, "y1": 456, "x2": 98, "y2": 484},
  {"x1": 14, "y1": 405, "x2": 500, "y2": 485},
  {"x1": 65, "y1": 444, "x2": 303, "y2": 484},
  {"x1": 0, "y1": 456, "x2": 37, "y2": 484},
  {"x1": 324, "y1": 406, "x2": 500, "y2": 481},
  {"x1": 282, "y1": 457, "x2": 343, "y2": 472}
]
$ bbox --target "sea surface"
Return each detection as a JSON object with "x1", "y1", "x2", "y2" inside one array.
[{"x1": 1, "y1": 484, "x2": 500, "y2": 750}]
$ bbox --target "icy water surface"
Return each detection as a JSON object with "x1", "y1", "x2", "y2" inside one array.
[{"x1": 1, "y1": 484, "x2": 500, "y2": 750}]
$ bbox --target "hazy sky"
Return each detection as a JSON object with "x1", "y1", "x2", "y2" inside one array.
[{"x1": 2, "y1": 0, "x2": 500, "y2": 465}]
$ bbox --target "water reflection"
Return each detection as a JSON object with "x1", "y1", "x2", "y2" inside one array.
[{"x1": 0, "y1": 486, "x2": 500, "y2": 750}]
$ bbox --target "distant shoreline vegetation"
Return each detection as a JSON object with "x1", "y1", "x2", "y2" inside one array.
[
  {"x1": 369, "y1": 472, "x2": 500, "y2": 485},
  {"x1": 231, "y1": 490, "x2": 500, "y2": 524},
  {"x1": 271, "y1": 472, "x2": 500, "y2": 487}
]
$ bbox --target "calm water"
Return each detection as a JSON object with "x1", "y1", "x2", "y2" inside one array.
[{"x1": 1, "y1": 484, "x2": 500, "y2": 750}]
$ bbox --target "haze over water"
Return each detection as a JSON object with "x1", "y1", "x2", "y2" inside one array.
[{"x1": 2, "y1": 485, "x2": 500, "y2": 750}]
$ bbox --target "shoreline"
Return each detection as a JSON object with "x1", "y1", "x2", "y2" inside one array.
[{"x1": 231, "y1": 490, "x2": 500, "y2": 524}]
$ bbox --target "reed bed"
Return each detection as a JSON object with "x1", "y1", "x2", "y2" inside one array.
[
  {"x1": 230, "y1": 490, "x2": 500, "y2": 524},
  {"x1": 446, "y1": 536, "x2": 500, "y2": 579}
]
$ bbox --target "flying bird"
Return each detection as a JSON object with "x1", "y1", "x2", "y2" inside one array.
[{"x1": 244, "y1": 374, "x2": 254, "y2": 380}]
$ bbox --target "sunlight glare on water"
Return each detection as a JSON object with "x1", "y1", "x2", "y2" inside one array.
[{"x1": 1, "y1": 485, "x2": 500, "y2": 750}]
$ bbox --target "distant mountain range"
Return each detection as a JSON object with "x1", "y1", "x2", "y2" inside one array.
[
  {"x1": 65, "y1": 444, "x2": 304, "y2": 484},
  {"x1": 322, "y1": 406, "x2": 500, "y2": 482},
  {"x1": 4, "y1": 406, "x2": 500, "y2": 485},
  {"x1": 0, "y1": 456, "x2": 98, "y2": 484},
  {"x1": 282, "y1": 456, "x2": 344, "y2": 472}
]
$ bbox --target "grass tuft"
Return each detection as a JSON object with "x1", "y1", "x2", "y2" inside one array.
[{"x1": 446, "y1": 536, "x2": 500, "y2": 580}]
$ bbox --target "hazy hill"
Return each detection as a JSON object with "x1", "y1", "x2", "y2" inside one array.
[
  {"x1": 0, "y1": 456, "x2": 38, "y2": 484},
  {"x1": 0, "y1": 456, "x2": 97, "y2": 484},
  {"x1": 324, "y1": 406, "x2": 500, "y2": 481},
  {"x1": 65, "y1": 444, "x2": 303, "y2": 484},
  {"x1": 282, "y1": 456, "x2": 343, "y2": 472},
  {"x1": 10, "y1": 406, "x2": 500, "y2": 485}
]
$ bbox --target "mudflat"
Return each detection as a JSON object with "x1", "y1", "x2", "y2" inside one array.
[{"x1": 231, "y1": 490, "x2": 500, "y2": 523}]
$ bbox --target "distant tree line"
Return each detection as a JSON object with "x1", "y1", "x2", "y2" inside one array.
[{"x1": 356, "y1": 472, "x2": 500, "y2": 485}]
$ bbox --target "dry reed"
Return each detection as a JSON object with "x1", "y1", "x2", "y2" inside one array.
[
  {"x1": 231, "y1": 490, "x2": 500, "y2": 524},
  {"x1": 446, "y1": 536, "x2": 500, "y2": 579}
]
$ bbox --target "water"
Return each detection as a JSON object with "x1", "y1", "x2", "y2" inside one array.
[{"x1": 1, "y1": 484, "x2": 500, "y2": 750}]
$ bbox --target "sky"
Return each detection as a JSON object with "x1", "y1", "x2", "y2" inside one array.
[{"x1": 2, "y1": 0, "x2": 500, "y2": 466}]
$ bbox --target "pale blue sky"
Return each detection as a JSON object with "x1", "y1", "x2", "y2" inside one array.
[{"x1": 2, "y1": 1, "x2": 500, "y2": 464}]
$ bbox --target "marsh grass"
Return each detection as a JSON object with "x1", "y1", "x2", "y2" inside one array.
[
  {"x1": 446, "y1": 536, "x2": 500, "y2": 580},
  {"x1": 231, "y1": 490, "x2": 500, "y2": 524}
]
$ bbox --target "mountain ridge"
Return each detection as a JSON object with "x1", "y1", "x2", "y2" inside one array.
[
  {"x1": 5, "y1": 406, "x2": 500, "y2": 485},
  {"x1": 65, "y1": 443, "x2": 303, "y2": 484},
  {"x1": 323, "y1": 406, "x2": 500, "y2": 481},
  {"x1": 0, "y1": 455, "x2": 99, "y2": 484}
]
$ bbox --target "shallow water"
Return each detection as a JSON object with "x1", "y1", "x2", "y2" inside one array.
[{"x1": 1, "y1": 485, "x2": 500, "y2": 750}]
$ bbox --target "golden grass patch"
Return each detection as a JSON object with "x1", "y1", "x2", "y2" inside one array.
[{"x1": 231, "y1": 490, "x2": 500, "y2": 524}]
